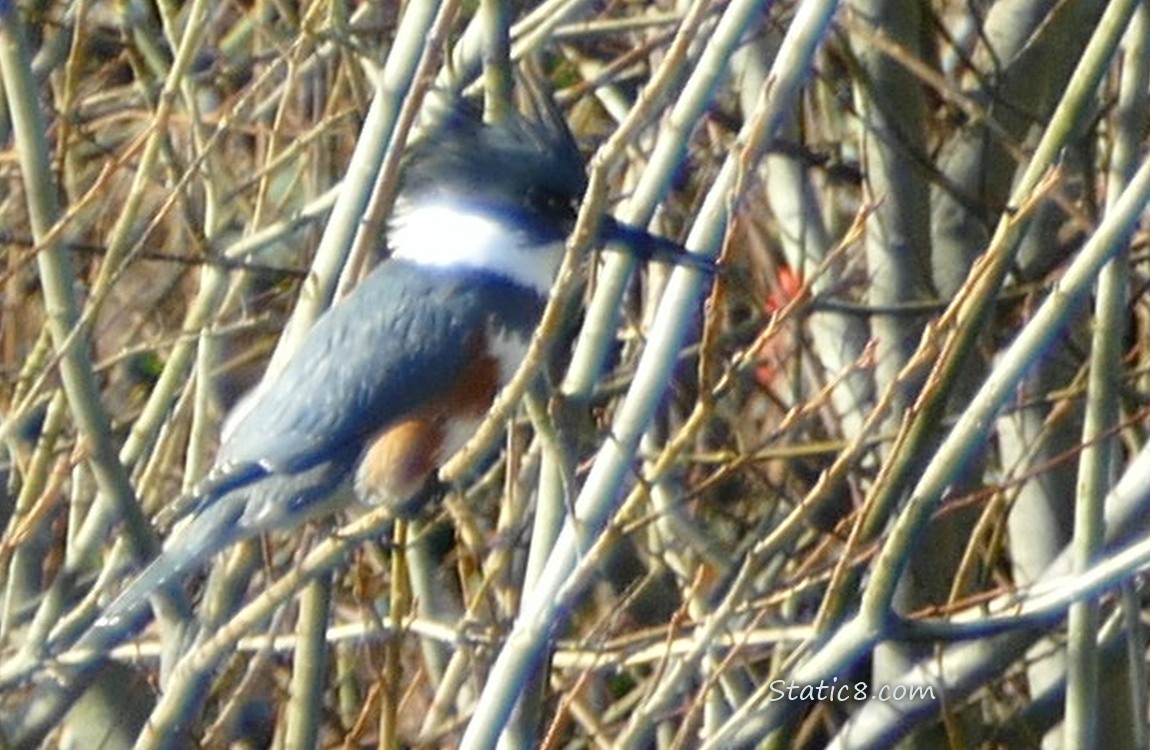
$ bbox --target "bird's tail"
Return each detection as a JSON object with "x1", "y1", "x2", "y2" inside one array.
[{"x1": 81, "y1": 492, "x2": 247, "y2": 653}]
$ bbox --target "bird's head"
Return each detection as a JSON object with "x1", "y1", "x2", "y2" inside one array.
[
  {"x1": 387, "y1": 96, "x2": 586, "y2": 296},
  {"x1": 387, "y1": 91, "x2": 709, "y2": 294}
]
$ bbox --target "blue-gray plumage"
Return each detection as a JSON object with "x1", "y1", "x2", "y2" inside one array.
[
  {"x1": 95, "y1": 261, "x2": 549, "y2": 631},
  {"x1": 209, "y1": 260, "x2": 549, "y2": 515}
]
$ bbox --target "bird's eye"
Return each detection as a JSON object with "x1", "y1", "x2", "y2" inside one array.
[{"x1": 526, "y1": 186, "x2": 575, "y2": 219}]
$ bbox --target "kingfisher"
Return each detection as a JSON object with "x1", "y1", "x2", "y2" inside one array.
[{"x1": 88, "y1": 93, "x2": 703, "y2": 640}]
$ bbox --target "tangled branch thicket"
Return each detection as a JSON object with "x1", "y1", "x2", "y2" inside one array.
[{"x1": 2, "y1": 0, "x2": 1150, "y2": 747}]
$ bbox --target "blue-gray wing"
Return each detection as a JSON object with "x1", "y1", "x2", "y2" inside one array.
[{"x1": 208, "y1": 259, "x2": 542, "y2": 500}]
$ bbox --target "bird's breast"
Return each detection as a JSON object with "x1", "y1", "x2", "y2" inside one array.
[{"x1": 354, "y1": 321, "x2": 530, "y2": 512}]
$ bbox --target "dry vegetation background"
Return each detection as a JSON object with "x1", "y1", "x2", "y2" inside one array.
[{"x1": 2, "y1": 0, "x2": 1150, "y2": 747}]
